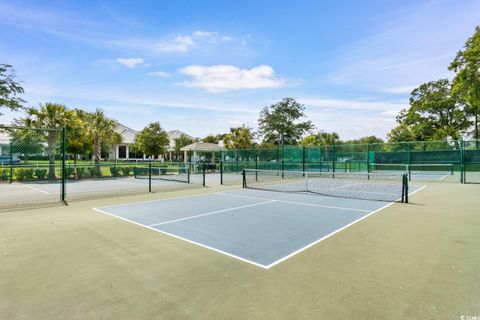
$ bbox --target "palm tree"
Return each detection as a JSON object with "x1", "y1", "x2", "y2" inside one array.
[
  {"x1": 85, "y1": 109, "x2": 121, "y2": 173},
  {"x1": 18, "y1": 103, "x2": 74, "y2": 179},
  {"x1": 223, "y1": 126, "x2": 254, "y2": 149}
]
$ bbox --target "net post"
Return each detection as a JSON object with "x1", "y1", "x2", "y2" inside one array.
[
  {"x1": 187, "y1": 166, "x2": 190, "y2": 184},
  {"x1": 220, "y1": 160, "x2": 223, "y2": 185},
  {"x1": 61, "y1": 127, "x2": 67, "y2": 204},
  {"x1": 242, "y1": 169, "x2": 246, "y2": 188},
  {"x1": 148, "y1": 162, "x2": 152, "y2": 192},
  {"x1": 403, "y1": 173, "x2": 409, "y2": 203},
  {"x1": 255, "y1": 160, "x2": 258, "y2": 181},
  {"x1": 202, "y1": 162, "x2": 206, "y2": 187}
]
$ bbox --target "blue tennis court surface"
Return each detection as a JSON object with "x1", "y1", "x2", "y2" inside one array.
[{"x1": 94, "y1": 186, "x2": 423, "y2": 269}]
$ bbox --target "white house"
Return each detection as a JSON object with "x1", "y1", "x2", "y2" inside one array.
[{"x1": 108, "y1": 123, "x2": 193, "y2": 161}]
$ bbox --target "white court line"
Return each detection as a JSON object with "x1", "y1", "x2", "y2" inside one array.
[
  {"x1": 215, "y1": 192, "x2": 370, "y2": 213},
  {"x1": 92, "y1": 207, "x2": 269, "y2": 269},
  {"x1": 148, "y1": 200, "x2": 276, "y2": 227},
  {"x1": 93, "y1": 185, "x2": 427, "y2": 270},
  {"x1": 330, "y1": 183, "x2": 359, "y2": 190},
  {"x1": 265, "y1": 184, "x2": 428, "y2": 268},
  {"x1": 23, "y1": 184, "x2": 51, "y2": 195}
]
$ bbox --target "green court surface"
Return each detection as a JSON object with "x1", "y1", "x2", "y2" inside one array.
[{"x1": 0, "y1": 183, "x2": 479, "y2": 319}]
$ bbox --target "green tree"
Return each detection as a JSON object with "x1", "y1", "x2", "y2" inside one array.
[
  {"x1": 449, "y1": 26, "x2": 480, "y2": 140},
  {"x1": 258, "y1": 97, "x2": 314, "y2": 145},
  {"x1": 300, "y1": 134, "x2": 320, "y2": 146},
  {"x1": 174, "y1": 134, "x2": 194, "y2": 158},
  {"x1": 223, "y1": 125, "x2": 255, "y2": 149},
  {"x1": 202, "y1": 134, "x2": 225, "y2": 144},
  {"x1": 85, "y1": 109, "x2": 120, "y2": 165},
  {"x1": 0, "y1": 64, "x2": 25, "y2": 116},
  {"x1": 345, "y1": 135, "x2": 384, "y2": 144},
  {"x1": 388, "y1": 79, "x2": 471, "y2": 141},
  {"x1": 134, "y1": 122, "x2": 169, "y2": 158},
  {"x1": 317, "y1": 131, "x2": 341, "y2": 146},
  {"x1": 68, "y1": 109, "x2": 91, "y2": 178},
  {"x1": 18, "y1": 103, "x2": 75, "y2": 179},
  {"x1": 9, "y1": 128, "x2": 44, "y2": 163}
]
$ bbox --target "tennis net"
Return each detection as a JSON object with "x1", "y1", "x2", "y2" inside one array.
[
  {"x1": 243, "y1": 169, "x2": 408, "y2": 202},
  {"x1": 134, "y1": 165, "x2": 190, "y2": 183}
]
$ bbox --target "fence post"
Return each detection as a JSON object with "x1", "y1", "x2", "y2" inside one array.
[
  {"x1": 61, "y1": 127, "x2": 67, "y2": 203},
  {"x1": 9, "y1": 141, "x2": 13, "y2": 183},
  {"x1": 460, "y1": 139, "x2": 465, "y2": 183},
  {"x1": 202, "y1": 162, "x2": 206, "y2": 187},
  {"x1": 302, "y1": 145, "x2": 306, "y2": 172},
  {"x1": 220, "y1": 161, "x2": 223, "y2": 185}
]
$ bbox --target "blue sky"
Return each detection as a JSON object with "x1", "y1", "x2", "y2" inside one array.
[{"x1": 0, "y1": 0, "x2": 479, "y2": 140}]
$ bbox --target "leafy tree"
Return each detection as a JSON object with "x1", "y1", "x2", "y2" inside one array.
[
  {"x1": 317, "y1": 131, "x2": 341, "y2": 146},
  {"x1": 387, "y1": 79, "x2": 471, "y2": 141},
  {"x1": 300, "y1": 134, "x2": 320, "y2": 146},
  {"x1": 174, "y1": 134, "x2": 194, "y2": 157},
  {"x1": 345, "y1": 135, "x2": 384, "y2": 145},
  {"x1": 0, "y1": 64, "x2": 25, "y2": 116},
  {"x1": 258, "y1": 97, "x2": 314, "y2": 145},
  {"x1": 67, "y1": 109, "x2": 91, "y2": 178},
  {"x1": 17, "y1": 103, "x2": 75, "y2": 179},
  {"x1": 134, "y1": 122, "x2": 169, "y2": 158},
  {"x1": 9, "y1": 129, "x2": 44, "y2": 163},
  {"x1": 202, "y1": 134, "x2": 225, "y2": 144},
  {"x1": 449, "y1": 26, "x2": 480, "y2": 140},
  {"x1": 223, "y1": 125, "x2": 255, "y2": 149},
  {"x1": 85, "y1": 109, "x2": 120, "y2": 165}
]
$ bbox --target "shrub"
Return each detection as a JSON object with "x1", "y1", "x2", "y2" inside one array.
[
  {"x1": 76, "y1": 167, "x2": 87, "y2": 179},
  {"x1": 16, "y1": 168, "x2": 35, "y2": 181},
  {"x1": 120, "y1": 166, "x2": 132, "y2": 176},
  {"x1": 88, "y1": 166, "x2": 102, "y2": 178},
  {"x1": 65, "y1": 167, "x2": 75, "y2": 178},
  {"x1": 34, "y1": 169, "x2": 47, "y2": 180},
  {"x1": 110, "y1": 167, "x2": 120, "y2": 177},
  {"x1": 0, "y1": 169, "x2": 9, "y2": 182}
]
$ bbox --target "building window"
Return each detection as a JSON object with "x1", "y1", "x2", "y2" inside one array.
[{"x1": 119, "y1": 145, "x2": 127, "y2": 159}]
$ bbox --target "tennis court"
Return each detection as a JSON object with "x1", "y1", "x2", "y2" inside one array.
[{"x1": 94, "y1": 178, "x2": 423, "y2": 268}]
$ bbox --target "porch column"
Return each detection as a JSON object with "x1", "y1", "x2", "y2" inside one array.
[
  {"x1": 126, "y1": 145, "x2": 129, "y2": 160},
  {"x1": 183, "y1": 150, "x2": 187, "y2": 163}
]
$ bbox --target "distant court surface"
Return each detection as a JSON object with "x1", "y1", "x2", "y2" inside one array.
[{"x1": 94, "y1": 186, "x2": 423, "y2": 269}]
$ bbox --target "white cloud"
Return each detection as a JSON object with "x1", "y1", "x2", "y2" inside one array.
[
  {"x1": 299, "y1": 98, "x2": 405, "y2": 112},
  {"x1": 381, "y1": 86, "x2": 416, "y2": 94},
  {"x1": 115, "y1": 57, "x2": 144, "y2": 68},
  {"x1": 148, "y1": 70, "x2": 170, "y2": 78},
  {"x1": 178, "y1": 65, "x2": 285, "y2": 93}
]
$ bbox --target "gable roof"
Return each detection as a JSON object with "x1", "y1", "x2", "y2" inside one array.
[{"x1": 180, "y1": 142, "x2": 223, "y2": 152}]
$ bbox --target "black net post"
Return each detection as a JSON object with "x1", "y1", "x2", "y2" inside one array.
[
  {"x1": 148, "y1": 162, "x2": 152, "y2": 192},
  {"x1": 404, "y1": 173, "x2": 409, "y2": 203},
  {"x1": 220, "y1": 160, "x2": 223, "y2": 185},
  {"x1": 242, "y1": 169, "x2": 246, "y2": 188}
]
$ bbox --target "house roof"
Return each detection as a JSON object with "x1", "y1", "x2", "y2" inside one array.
[
  {"x1": 180, "y1": 142, "x2": 223, "y2": 152},
  {"x1": 114, "y1": 123, "x2": 138, "y2": 145}
]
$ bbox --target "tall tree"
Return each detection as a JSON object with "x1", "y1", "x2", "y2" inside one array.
[
  {"x1": 223, "y1": 125, "x2": 254, "y2": 149},
  {"x1": 202, "y1": 134, "x2": 225, "y2": 144},
  {"x1": 317, "y1": 131, "x2": 341, "y2": 146},
  {"x1": 0, "y1": 64, "x2": 25, "y2": 116},
  {"x1": 345, "y1": 135, "x2": 384, "y2": 145},
  {"x1": 449, "y1": 26, "x2": 480, "y2": 140},
  {"x1": 387, "y1": 79, "x2": 471, "y2": 141},
  {"x1": 85, "y1": 109, "x2": 120, "y2": 165},
  {"x1": 258, "y1": 97, "x2": 314, "y2": 145},
  {"x1": 134, "y1": 122, "x2": 169, "y2": 159},
  {"x1": 17, "y1": 103, "x2": 75, "y2": 179},
  {"x1": 174, "y1": 134, "x2": 194, "y2": 157},
  {"x1": 68, "y1": 109, "x2": 91, "y2": 177}
]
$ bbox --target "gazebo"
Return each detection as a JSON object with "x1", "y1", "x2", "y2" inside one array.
[{"x1": 180, "y1": 142, "x2": 224, "y2": 163}]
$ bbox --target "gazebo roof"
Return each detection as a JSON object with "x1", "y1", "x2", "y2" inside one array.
[{"x1": 180, "y1": 142, "x2": 224, "y2": 152}]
